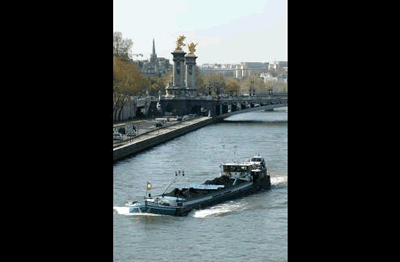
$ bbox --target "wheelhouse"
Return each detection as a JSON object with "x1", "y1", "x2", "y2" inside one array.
[
  {"x1": 222, "y1": 163, "x2": 253, "y2": 174},
  {"x1": 250, "y1": 156, "x2": 266, "y2": 169}
]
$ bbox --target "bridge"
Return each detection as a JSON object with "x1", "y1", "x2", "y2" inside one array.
[
  {"x1": 114, "y1": 94, "x2": 286, "y2": 160},
  {"x1": 214, "y1": 94, "x2": 287, "y2": 120},
  {"x1": 155, "y1": 93, "x2": 287, "y2": 120}
]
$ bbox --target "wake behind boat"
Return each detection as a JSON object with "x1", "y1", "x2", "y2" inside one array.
[{"x1": 129, "y1": 156, "x2": 271, "y2": 216}]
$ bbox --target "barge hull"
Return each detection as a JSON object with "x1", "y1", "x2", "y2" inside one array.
[
  {"x1": 129, "y1": 156, "x2": 271, "y2": 216},
  {"x1": 176, "y1": 179, "x2": 270, "y2": 216}
]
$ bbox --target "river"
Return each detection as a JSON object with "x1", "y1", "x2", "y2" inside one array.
[{"x1": 113, "y1": 107, "x2": 287, "y2": 261}]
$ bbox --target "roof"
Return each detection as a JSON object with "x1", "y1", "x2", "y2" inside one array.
[
  {"x1": 182, "y1": 184, "x2": 225, "y2": 190},
  {"x1": 223, "y1": 162, "x2": 253, "y2": 166}
]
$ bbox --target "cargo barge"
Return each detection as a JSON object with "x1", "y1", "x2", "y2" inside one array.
[{"x1": 129, "y1": 156, "x2": 271, "y2": 216}]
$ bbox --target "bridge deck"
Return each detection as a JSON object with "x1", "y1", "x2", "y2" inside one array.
[
  {"x1": 215, "y1": 102, "x2": 287, "y2": 119},
  {"x1": 159, "y1": 94, "x2": 287, "y2": 118}
]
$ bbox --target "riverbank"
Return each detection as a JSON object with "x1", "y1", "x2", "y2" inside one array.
[
  {"x1": 113, "y1": 117, "x2": 215, "y2": 161},
  {"x1": 113, "y1": 117, "x2": 181, "y2": 139}
]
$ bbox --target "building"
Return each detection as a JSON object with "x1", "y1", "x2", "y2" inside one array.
[
  {"x1": 259, "y1": 71, "x2": 287, "y2": 93},
  {"x1": 199, "y1": 63, "x2": 237, "y2": 77},
  {"x1": 268, "y1": 60, "x2": 287, "y2": 71},
  {"x1": 235, "y1": 62, "x2": 269, "y2": 78},
  {"x1": 133, "y1": 39, "x2": 172, "y2": 78},
  {"x1": 199, "y1": 62, "x2": 272, "y2": 79}
]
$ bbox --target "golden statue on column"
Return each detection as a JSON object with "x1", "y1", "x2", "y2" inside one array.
[
  {"x1": 175, "y1": 35, "x2": 186, "y2": 51},
  {"x1": 187, "y1": 42, "x2": 198, "y2": 55}
]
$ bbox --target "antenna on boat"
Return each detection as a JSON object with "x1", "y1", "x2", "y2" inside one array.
[
  {"x1": 233, "y1": 146, "x2": 238, "y2": 163},
  {"x1": 183, "y1": 170, "x2": 190, "y2": 185},
  {"x1": 162, "y1": 171, "x2": 179, "y2": 196}
]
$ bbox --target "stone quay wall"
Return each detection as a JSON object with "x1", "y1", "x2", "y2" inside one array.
[{"x1": 113, "y1": 117, "x2": 214, "y2": 162}]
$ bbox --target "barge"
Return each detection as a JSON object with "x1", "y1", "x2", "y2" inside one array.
[{"x1": 129, "y1": 156, "x2": 271, "y2": 216}]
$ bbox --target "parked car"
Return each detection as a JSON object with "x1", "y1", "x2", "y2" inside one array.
[
  {"x1": 113, "y1": 133, "x2": 123, "y2": 140},
  {"x1": 118, "y1": 127, "x2": 125, "y2": 134},
  {"x1": 182, "y1": 115, "x2": 190, "y2": 121}
]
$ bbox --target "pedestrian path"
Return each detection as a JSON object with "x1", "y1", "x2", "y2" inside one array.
[{"x1": 114, "y1": 117, "x2": 212, "y2": 149}]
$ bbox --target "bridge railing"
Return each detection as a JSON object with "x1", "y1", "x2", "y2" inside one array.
[
  {"x1": 161, "y1": 95, "x2": 214, "y2": 100},
  {"x1": 161, "y1": 95, "x2": 286, "y2": 101}
]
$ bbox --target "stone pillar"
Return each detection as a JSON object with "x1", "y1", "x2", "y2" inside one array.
[
  {"x1": 166, "y1": 50, "x2": 186, "y2": 97},
  {"x1": 185, "y1": 54, "x2": 198, "y2": 96},
  {"x1": 173, "y1": 50, "x2": 186, "y2": 90}
]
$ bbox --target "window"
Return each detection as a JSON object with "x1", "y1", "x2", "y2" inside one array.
[{"x1": 224, "y1": 165, "x2": 249, "y2": 172}]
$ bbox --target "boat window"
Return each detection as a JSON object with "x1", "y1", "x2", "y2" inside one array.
[{"x1": 223, "y1": 165, "x2": 249, "y2": 172}]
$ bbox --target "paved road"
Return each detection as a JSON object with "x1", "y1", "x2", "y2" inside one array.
[
  {"x1": 114, "y1": 117, "x2": 179, "y2": 135},
  {"x1": 113, "y1": 117, "x2": 209, "y2": 148}
]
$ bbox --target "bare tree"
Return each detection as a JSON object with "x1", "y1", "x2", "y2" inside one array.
[{"x1": 113, "y1": 32, "x2": 133, "y2": 61}]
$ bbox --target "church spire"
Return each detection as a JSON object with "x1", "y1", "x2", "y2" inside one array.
[
  {"x1": 152, "y1": 38, "x2": 156, "y2": 57},
  {"x1": 150, "y1": 38, "x2": 157, "y2": 64}
]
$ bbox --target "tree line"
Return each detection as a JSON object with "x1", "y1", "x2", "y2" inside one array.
[{"x1": 113, "y1": 32, "x2": 173, "y2": 120}]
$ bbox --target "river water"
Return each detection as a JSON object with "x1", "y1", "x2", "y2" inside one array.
[{"x1": 113, "y1": 107, "x2": 287, "y2": 261}]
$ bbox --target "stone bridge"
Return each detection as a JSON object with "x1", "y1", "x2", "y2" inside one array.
[
  {"x1": 214, "y1": 94, "x2": 287, "y2": 119},
  {"x1": 154, "y1": 93, "x2": 287, "y2": 119}
]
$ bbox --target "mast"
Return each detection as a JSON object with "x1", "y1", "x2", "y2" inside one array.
[{"x1": 162, "y1": 171, "x2": 178, "y2": 196}]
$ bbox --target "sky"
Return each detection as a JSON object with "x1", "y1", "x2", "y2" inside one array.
[{"x1": 113, "y1": 0, "x2": 287, "y2": 65}]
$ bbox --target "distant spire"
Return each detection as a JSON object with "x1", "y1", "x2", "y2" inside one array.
[
  {"x1": 150, "y1": 38, "x2": 157, "y2": 64},
  {"x1": 152, "y1": 38, "x2": 156, "y2": 57},
  {"x1": 150, "y1": 38, "x2": 158, "y2": 74}
]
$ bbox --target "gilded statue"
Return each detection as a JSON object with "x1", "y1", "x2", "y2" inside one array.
[
  {"x1": 175, "y1": 35, "x2": 186, "y2": 51},
  {"x1": 187, "y1": 42, "x2": 198, "y2": 55}
]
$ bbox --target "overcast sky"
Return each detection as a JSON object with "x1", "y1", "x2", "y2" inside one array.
[{"x1": 114, "y1": 0, "x2": 287, "y2": 65}]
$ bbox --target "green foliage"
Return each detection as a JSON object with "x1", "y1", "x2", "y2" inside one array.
[
  {"x1": 225, "y1": 78, "x2": 241, "y2": 96},
  {"x1": 146, "y1": 70, "x2": 172, "y2": 96}
]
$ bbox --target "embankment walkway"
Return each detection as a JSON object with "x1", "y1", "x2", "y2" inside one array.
[{"x1": 113, "y1": 117, "x2": 214, "y2": 162}]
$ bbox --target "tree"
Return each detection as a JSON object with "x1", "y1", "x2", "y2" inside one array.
[
  {"x1": 240, "y1": 75, "x2": 266, "y2": 95},
  {"x1": 143, "y1": 69, "x2": 172, "y2": 97},
  {"x1": 113, "y1": 32, "x2": 133, "y2": 61},
  {"x1": 195, "y1": 66, "x2": 207, "y2": 95},
  {"x1": 225, "y1": 78, "x2": 241, "y2": 96},
  {"x1": 113, "y1": 55, "x2": 146, "y2": 121},
  {"x1": 202, "y1": 74, "x2": 226, "y2": 97}
]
